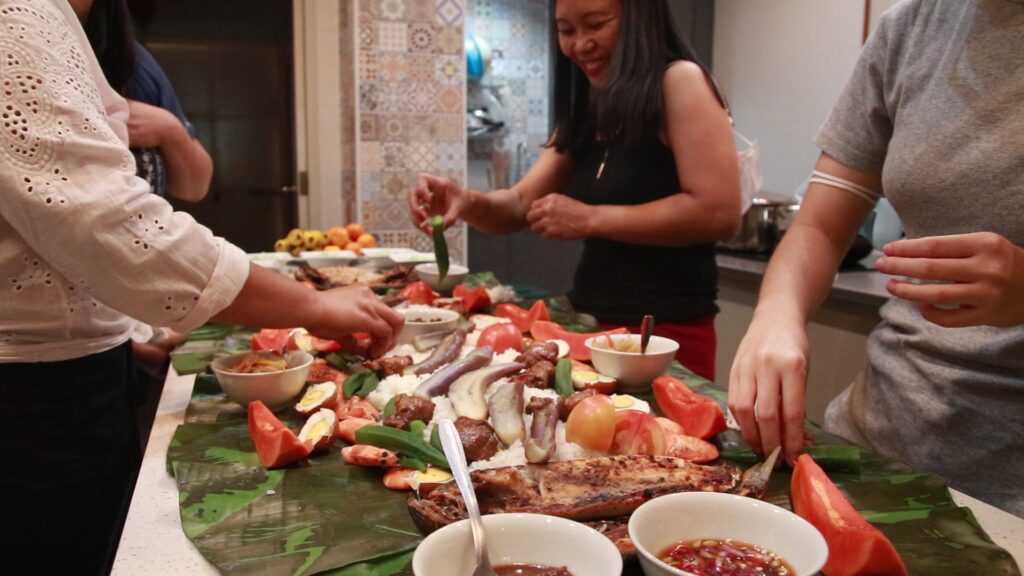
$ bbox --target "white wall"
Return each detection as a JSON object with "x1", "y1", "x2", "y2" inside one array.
[{"x1": 713, "y1": 0, "x2": 866, "y2": 197}]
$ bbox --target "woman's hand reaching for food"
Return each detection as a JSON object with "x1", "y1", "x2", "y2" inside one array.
[
  {"x1": 311, "y1": 285, "x2": 405, "y2": 359},
  {"x1": 728, "y1": 312, "x2": 810, "y2": 467},
  {"x1": 525, "y1": 193, "x2": 593, "y2": 240},
  {"x1": 876, "y1": 232, "x2": 1024, "y2": 327},
  {"x1": 408, "y1": 173, "x2": 470, "y2": 233}
]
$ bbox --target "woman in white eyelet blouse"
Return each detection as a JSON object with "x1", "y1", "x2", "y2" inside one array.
[{"x1": 0, "y1": 1, "x2": 403, "y2": 573}]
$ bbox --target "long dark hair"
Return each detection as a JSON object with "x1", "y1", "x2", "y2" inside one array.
[
  {"x1": 82, "y1": 0, "x2": 137, "y2": 94},
  {"x1": 550, "y1": 0, "x2": 719, "y2": 153}
]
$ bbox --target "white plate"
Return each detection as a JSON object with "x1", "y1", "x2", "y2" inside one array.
[
  {"x1": 248, "y1": 252, "x2": 292, "y2": 268},
  {"x1": 298, "y1": 250, "x2": 357, "y2": 267}
]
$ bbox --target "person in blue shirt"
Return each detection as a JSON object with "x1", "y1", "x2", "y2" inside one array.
[{"x1": 71, "y1": 0, "x2": 213, "y2": 202}]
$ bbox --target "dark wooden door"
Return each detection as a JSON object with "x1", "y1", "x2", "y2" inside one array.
[{"x1": 133, "y1": 0, "x2": 296, "y2": 253}]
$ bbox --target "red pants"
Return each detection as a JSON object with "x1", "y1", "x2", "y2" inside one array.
[{"x1": 602, "y1": 315, "x2": 716, "y2": 381}]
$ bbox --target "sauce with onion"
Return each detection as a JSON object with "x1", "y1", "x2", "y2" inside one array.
[
  {"x1": 492, "y1": 564, "x2": 573, "y2": 576},
  {"x1": 658, "y1": 538, "x2": 794, "y2": 576}
]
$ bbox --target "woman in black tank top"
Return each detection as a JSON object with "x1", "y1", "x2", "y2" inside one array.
[{"x1": 408, "y1": 0, "x2": 740, "y2": 380}]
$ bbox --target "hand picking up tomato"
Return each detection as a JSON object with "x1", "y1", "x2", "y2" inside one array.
[
  {"x1": 791, "y1": 454, "x2": 908, "y2": 576},
  {"x1": 399, "y1": 281, "x2": 438, "y2": 305},
  {"x1": 652, "y1": 375, "x2": 727, "y2": 440},
  {"x1": 453, "y1": 284, "x2": 491, "y2": 312},
  {"x1": 476, "y1": 322, "x2": 524, "y2": 353},
  {"x1": 248, "y1": 400, "x2": 313, "y2": 468},
  {"x1": 495, "y1": 300, "x2": 551, "y2": 333},
  {"x1": 529, "y1": 321, "x2": 628, "y2": 362}
]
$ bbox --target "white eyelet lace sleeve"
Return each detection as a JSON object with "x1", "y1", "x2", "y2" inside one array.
[{"x1": 0, "y1": 0, "x2": 249, "y2": 360}]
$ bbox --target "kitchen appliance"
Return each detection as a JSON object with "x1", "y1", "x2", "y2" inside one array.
[{"x1": 719, "y1": 193, "x2": 800, "y2": 254}]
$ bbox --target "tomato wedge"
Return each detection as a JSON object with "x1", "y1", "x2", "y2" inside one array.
[
  {"x1": 652, "y1": 375, "x2": 727, "y2": 439},
  {"x1": 476, "y1": 322, "x2": 524, "y2": 353},
  {"x1": 609, "y1": 410, "x2": 666, "y2": 456},
  {"x1": 792, "y1": 454, "x2": 908, "y2": 576},
  {"x1": 454, "y1": 284, "x2": 491, "y2": 312},
  {"x1": 565, "y1": 394, "x2": 616, "y2": 451},
  {"x1": 529, "y1": 321, "x2": 628, "y2": 362},
  {"x1": 247, "y1": 400, "x2": 313, "y2": 468},
  {"x1": 400, "y1": 281, "x2": 437, "y2": 305},
  {"x1": 495, "y1": 300, "x2": 551, "y2": 333},
  {"x1": 251, "y1": 328, "x2": 290, "y2": 352}
]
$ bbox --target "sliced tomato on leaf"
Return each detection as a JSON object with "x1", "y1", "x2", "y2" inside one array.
[
  {"x1": 476, "y1": 322, "x2": 524, "y2": 353},
  {"x1": 565, "y1": 394, "x2": 616, "y2": 451},
  {"x1": 529, "y1": 321, "x2": 628, "y2": 362},
  {"x1": 309, "y1": 336, "x2": 341, "y2": 353},
  {"x1": 399, "y1": 281, "x2": 438, "y2": 305},
  {"x1": 495, "y1": 300, "x2": 551, "y2": 333},
  {"x1": 652, "y1": 375, "x2": 727, "y2": 439},
  {"x1": 251, "y1": 328, "x2": 290, "y2": 352},
  {"x1": 453, "y1": 284, "x2": 491, "y2": 312},
  {"x1": 247, "y1": 400, "x2": 313, "y2": 468},
  {"x1": 664, "y1": 432, "x2": 719, "y2": 463},
  {"x1": 609, "y1": 410, "x2": 665, "y2": 456},
  {"x1": 792, "y1": 454, "x2": 908, "y2": 576}
]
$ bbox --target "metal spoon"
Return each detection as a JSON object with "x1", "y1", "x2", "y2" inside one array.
[
  {"x1": 438, "y1": 420, "x2": 496, "y2": 576},
  {"x1": 640, "y1": 314, "x2": 654, "y2": 354}
]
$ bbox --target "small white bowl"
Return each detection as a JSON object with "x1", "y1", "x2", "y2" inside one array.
[
  {"x1": 397, "y1": 305, "x2": 461, "y2": 344},
  {"x1": 629, "y1": 492, "x2": 827, "y2": 576},
  {"x1": 211, "y1": 350, "x2": 313, "y2": 411},
  {"x1": 585, "y1": 334, "x2": 679, "y2": 394},
  {"x1": 414, "y1": 262, "x2": 469, "y2": 294},
  {"x1": 412, "y1": 512, "x2": 622, "y2": 576},
  {"x1": 299, "y1": 250, "x2": 357, "y2": 268}
]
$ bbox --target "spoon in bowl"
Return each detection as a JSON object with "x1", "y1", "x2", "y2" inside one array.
[
  {"x1": 438, "y1": 419, "x2": 496, "y2": 576},
  {"x1": 640, "y1": 314, "x2": 654, "y2": 354}
]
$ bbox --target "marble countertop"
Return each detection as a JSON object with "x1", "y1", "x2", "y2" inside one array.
[
  {"x1": 112, "y1": 368, "x2": 1024, "y2": 575},
  {"x1": 717, "y1": 250, "x2": 894, "y2": 307}
]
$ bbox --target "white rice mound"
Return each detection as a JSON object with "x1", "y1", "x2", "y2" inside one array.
[{"x1": 366, "y1": 372, "x2": 423, "y2": 410}]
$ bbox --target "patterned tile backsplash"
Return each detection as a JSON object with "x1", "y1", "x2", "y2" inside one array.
[
  {"x1": 340, "y1": 0, "x2": 551, "y2": 266},
  {"x1": 344, "y1": 0, "x2": 468, "y2": 264}
]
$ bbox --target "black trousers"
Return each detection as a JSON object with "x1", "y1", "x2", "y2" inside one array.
[{"x1": 0, "y1": 342, "x2": 142, "y2": 576}]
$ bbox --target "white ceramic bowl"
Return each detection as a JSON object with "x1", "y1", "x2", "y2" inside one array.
[
  {"x1": 414, "y1": 262, "x2": 469, "y2": 294},
  {"x1": 412, "y1": 513, "x2": 622, "y2": 576},
  {"x1": 299, "y1": 250, "x2": 357, "y2": 268},
  {"x1": 397, "y1": 305, "x2": 461, "y2": 344},
  {"x1": 210, "y1": 350, "x2": 313, "y2": 411},
  {"x1": 629, "y1": 492, "x2": 828, "y2": 576},
  {"x1": 585, "y1": 334, "x2": 679, "y2": 393}
]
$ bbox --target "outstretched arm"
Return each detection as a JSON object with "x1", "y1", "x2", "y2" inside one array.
[{"x1": 728, "y1": 153, "x2": 879, "y2": 465}]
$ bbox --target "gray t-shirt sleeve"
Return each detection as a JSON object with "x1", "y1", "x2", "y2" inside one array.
[{"x1": 813, "y1": 14, "x2": 896, "y2": 174}]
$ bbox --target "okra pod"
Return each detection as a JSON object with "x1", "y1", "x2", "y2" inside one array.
[
  {"x1": 554, "y1": 357, "x2": 573, "y2": 397},
  {"x1": 431, "y1": 215, "x2": 449, "y2": 282},
  {"x1": 355, "y1": 425, "x2": 449, "y2": 468}
]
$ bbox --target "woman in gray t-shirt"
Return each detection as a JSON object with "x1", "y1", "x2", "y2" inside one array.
[{"x1": 728, "y1": 0, "x2": 1024, "y2": 516}]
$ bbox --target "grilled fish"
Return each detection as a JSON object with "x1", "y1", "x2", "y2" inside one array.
[{"x1": 408, "y1": 450, "x2": 780, "y2": 555}]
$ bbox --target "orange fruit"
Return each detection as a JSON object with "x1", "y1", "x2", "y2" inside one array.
[
  {"x1": 345, "y1": 222, "x2": 365, "y2": 240},
  {"x1": 356, "y1": 233, "x2": 377, "y2": 248},
  {"x1": 326, "y1": 226, "x2": 350, "y2": 247},
  {"x1": 344, "y1": 241, "x2": 363, "y2": 256}
]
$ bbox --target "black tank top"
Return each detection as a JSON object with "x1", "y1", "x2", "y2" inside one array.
[{"x1": 564, "y1": 137, "x2": 718, "y2": 325}]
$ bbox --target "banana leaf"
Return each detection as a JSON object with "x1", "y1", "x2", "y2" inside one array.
[{"x1": 168, "y1": 342, "x2": 1020, "y2": 576}]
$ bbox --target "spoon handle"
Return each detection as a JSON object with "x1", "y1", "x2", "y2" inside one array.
[
  {"x1": 439, "y1": 420, "x2": 493, "y2": 575},
  {"x1": 640, "y1": 314, "x2": 654, "y2": 354}
]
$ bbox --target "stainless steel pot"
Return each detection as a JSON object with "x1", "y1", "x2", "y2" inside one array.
[{"x1": 719, "y1": 194, "x2": 800, "y2": 254}]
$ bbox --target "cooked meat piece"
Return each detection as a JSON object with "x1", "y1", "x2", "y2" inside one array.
[
  {"x1": 293, "y1": 264, "x2": 335, "y2": 290},
  {"x1": 383, "y1": 394, "x2": 435, "y2": 430},
  {"x1": 557, "y1": 389, "x2": 597, "y2": 421},
  {"x1": 513, "y1": 359, "x2": 555, "y2": 389},
  {"x1": 454, "y1": 416, "x2": 500, "y2": 462},
  {"x1": 516, "y1": 341, "x2": 559, "y2": 366},
  {"x1": 525, "y1": 396, "x2": 555, "y2": 415},
  {"x1": 432, "y1": 297, "x2": 467, "y2": 316},
  {"x1": 363, "y1": 355, "x2": 413, "y2": 377}
]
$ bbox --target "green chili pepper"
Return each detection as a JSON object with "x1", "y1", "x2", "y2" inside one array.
[
  {"x1": 398, "y1": 455, "x2": 427, "y2": 472},
  {"x1": 409, "y1": 420, "x2": 427, "y2": 437},
  {"x1": 554, "y1": 357, "x2": 573, "y2": 397},
  {"x1": 355, "y1": 425, "x2": 449, "y2": 469},
  {"x1": 342, "y1": 372, "x2": 368, "y2": 399},
  {"x1": 431, "y1": 215, "x2": 449, "y2": 283},
  {"x1": 429, "y1": 424, "x2": 443, "y2": 452},
  {"x1": 382, "y1": 395, "x2": 398, "y2": 418},
  {"x1": 356, "y1": 373, "x2": 380, "y2": 398}
]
